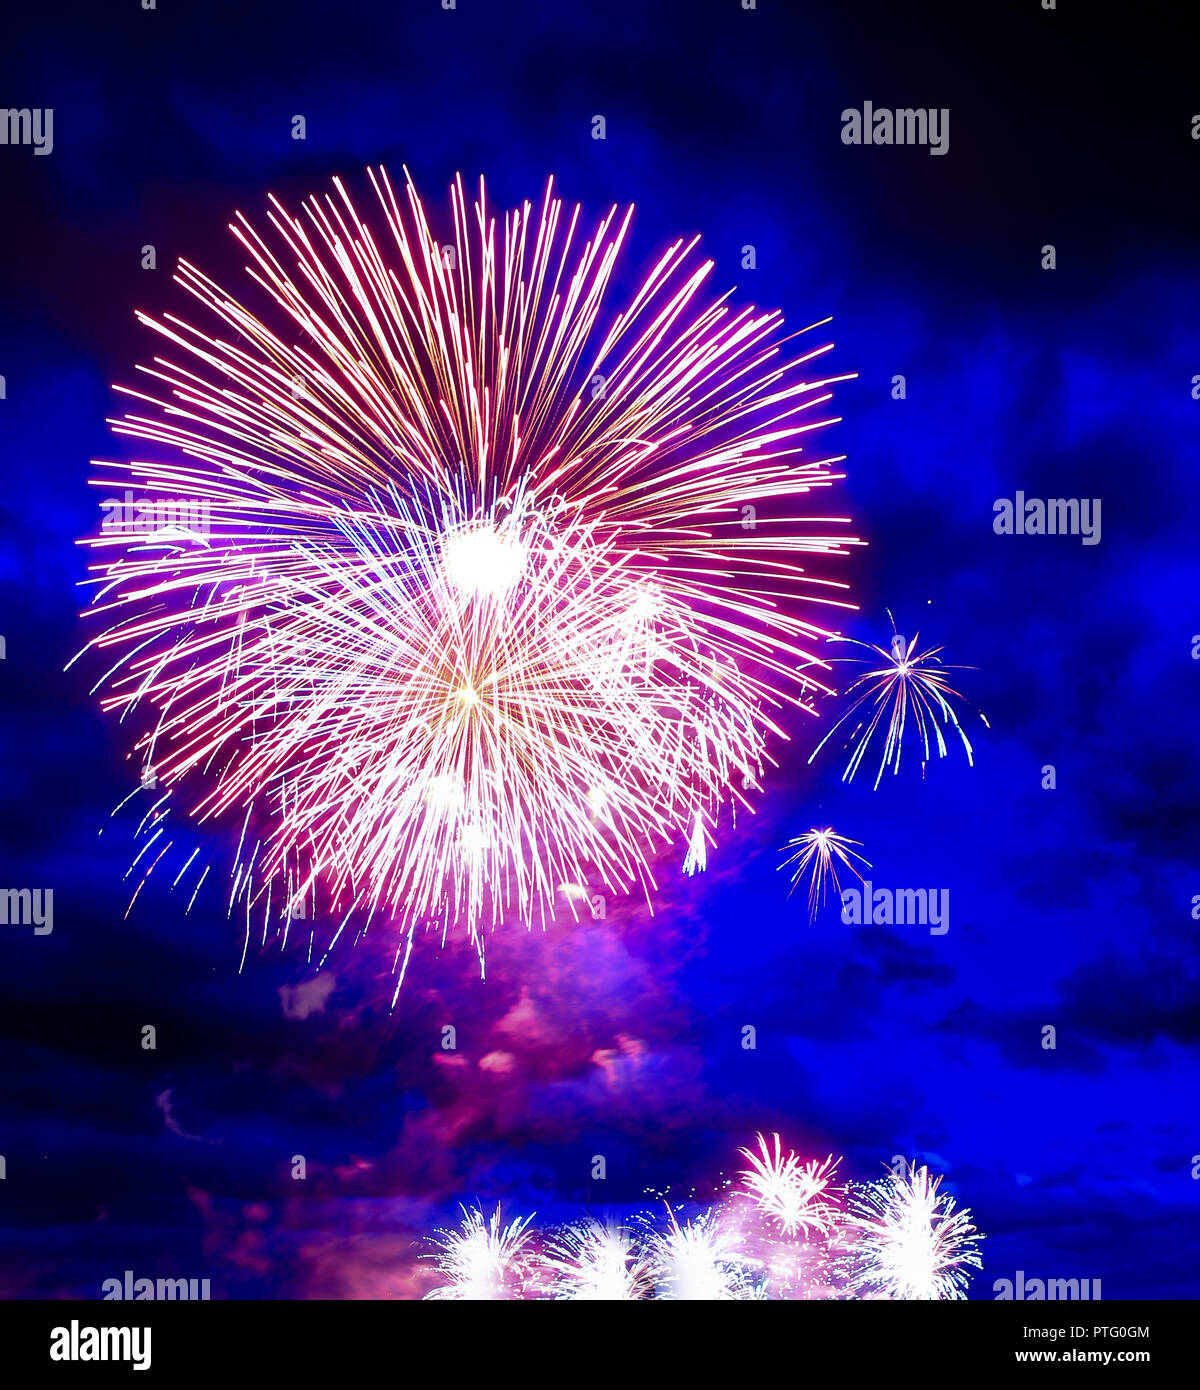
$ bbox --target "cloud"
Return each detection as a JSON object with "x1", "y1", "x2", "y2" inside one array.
[{"x1": 279, "y1": 973, "x2": 337, "y2": 1020}]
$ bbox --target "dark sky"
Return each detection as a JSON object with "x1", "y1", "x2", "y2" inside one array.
[{"x1": 1, "y1": 0, "x2": 1198, "y2": 1298}]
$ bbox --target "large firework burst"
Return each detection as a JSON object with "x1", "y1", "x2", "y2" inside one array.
[
  {"x1": 78, "y1": 169, "x2": 858, "y2": 979},
  {"x1": 807, "y1": 613, "x2": 988, "y2": 789}
]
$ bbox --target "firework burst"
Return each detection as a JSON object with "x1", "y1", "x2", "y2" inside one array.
[
  {"x1": 779, "y1": 827, "x2": 870, "y2": 919},
  {"x1": 807, "y1": 612, "x2": 988, "y2": 789},
  {"x1": 848, "y1": 1162, "x2": 984, "y2": 1300},
  {"x1": 77, "y1": 168, "x2": 859, "y2": 981},
  {"x1": 738, "y1": 1132, "x2": 841, "y2": 1236},
  {"x1": 539, "y1": 1219, "x2": 655, "y2": 1300},
  {"x1": 649, "y1": 1208, "x2": 761, "y2": 1300},
  {"x1": 422, "y1": 1203, "x2": 535, "y2": 1300}
]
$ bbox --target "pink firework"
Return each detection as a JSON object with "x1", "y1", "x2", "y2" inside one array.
[{"x1": 77, "y1": 169, "x2": 859, "y2": 982}]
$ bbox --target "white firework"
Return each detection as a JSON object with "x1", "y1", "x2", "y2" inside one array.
[
  {"x1": 649, "y1": 1208, "x2": 759, "y2": 1300},
  {"x1": 738, "y1": 1132, "x2": 842, "y2": 1236},
  {"x1": 423, "y1": 1203, "x2": 535, "y2": 1300},
  {"x1": 539, "y1": 1219, "x2": 655, "y2": 1300},
  {"x1": 779, "y1": 827, "x2": 870, "y2": 920},
  {"x1": 848, "y1": 1162, "x2": 984, "y2": 1300}
]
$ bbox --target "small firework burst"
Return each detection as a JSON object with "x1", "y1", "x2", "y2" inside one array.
[
  {"x1": 779, "y1": 828, "x2": 870, "y2": 919},
  {"x1": 422, "y1": 1203, "x2": 535, "y2": 1300},
  {"x1": 539, "y1": 1219, "x2": 654, "y2": 1300},
  {"x1": 737, "y1": 1132, "x2": 842, "y2": 1236},
  {"x1": 848, "y1": 1162, "x2": 984, "y2": 1301},
  {"x1": 808, "y1": 612, "x2": 989, "y2": 789},
  {"x1": 649, "y1": 1208, "x2": 760, "y2": 1300}
]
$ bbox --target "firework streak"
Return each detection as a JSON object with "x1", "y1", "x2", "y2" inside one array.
[{"x1": 77, "y1": 170, "x2": 860, "y2": 984}]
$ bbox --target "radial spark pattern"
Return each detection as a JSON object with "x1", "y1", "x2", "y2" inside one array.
[
  {"x1": 779, "y1": 828, "x2": 870, "y2": 920},
  {"x1": 848, "y1": 1162, "x2": 984, "y2": 1300},
  {"x1": 738, "y1": 1132, "x2": 841, "y2": 1235},
  {"x1": 648, "y1": 1208, "x2": 760, "y2": 1300},
  {"x1": 807, "y1": 615, "x2": 988, "y2": 789},
  {"x1": 539, "y1": 1219, "x2": 655, "y2": 1300},
  {"x1": 423, "y1": 1203, "x2": 535, "y2": 1300},
  {"x1": 79, "y1": 169, "x2": 858, "y2": 976}
]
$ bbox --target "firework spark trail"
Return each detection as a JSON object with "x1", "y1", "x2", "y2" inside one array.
[
  {"x1": 538, "y1": 1219, "x2": 655, "y2": 1300},
  {"x1": 847, "y1": 1161, "x2": 984, "y2": 1301},
  {"x1": 779, "y1": 828, "x2": 870, "y2": 919},
  {"x1": 682, "y1": 812, "x2": 709, "y2": 877},
  {"x1": 422, "y1": 1203, "x2": 535, "y2": 1300},
  {"x1": 806, "y1": 612, "x2": 988, "y2": 790},
  {"x1": 77, "y1": 168, "x2": 860, "y2": 976}
]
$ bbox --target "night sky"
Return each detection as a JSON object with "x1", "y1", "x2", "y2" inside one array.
[{"x1": 1, "y1": 0, "x2": 1198, "y2": 1299}]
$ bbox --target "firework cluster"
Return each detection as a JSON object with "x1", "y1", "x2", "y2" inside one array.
[{"x1": 421, "y1": 1135, "x2": 983, "y2": 1300}]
